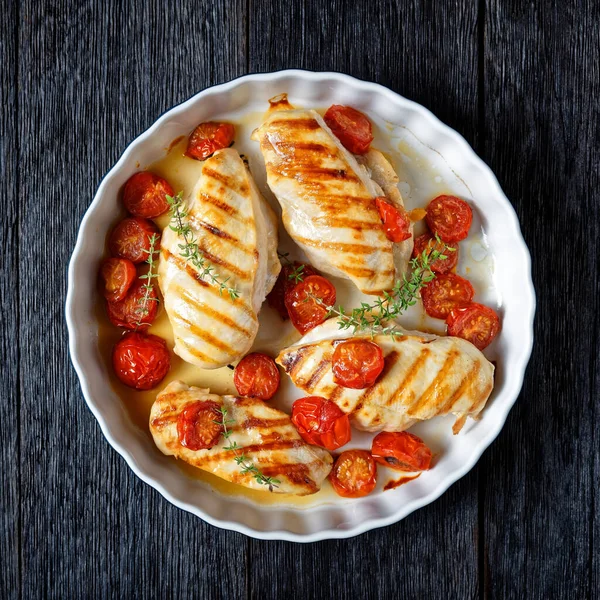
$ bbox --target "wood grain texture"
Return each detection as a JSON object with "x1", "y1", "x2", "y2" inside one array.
[
  {"x1": 1, "y1": 0, "x2": 599, "y2": 598},
  {"x1": 248, "y1": 2, "x2": 481, "y2": 598},
  {"x1": 0, "y1": 1, "x2": 20, "y2": 598},
  {"x1": 16, "y1": 1, "x2": 247, "y2": 599},
  {"x1": 482, "y1": 1, "x2": 600, "y2": 598}
]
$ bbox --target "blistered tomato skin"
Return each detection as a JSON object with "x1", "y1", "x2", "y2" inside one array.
[
  {"x1": 112, "y1": 332, "x2": 170, "y2": 390},
  {"x1": 291, "y1": 396, "x2": 351, "y2": 451},
  {"x1": 330, "y1": 450, "x2": 377, "y2": 498},
  {"x1": 323, "y1": 105, "x2": 373, "y2": 154},
  {"x1": 186, "y1": 122, "x2": 235, "y2": 161},
  {"x1": 412, "y1": 233, "x2": 458, "y2": 274},
  {"x1": 108, "y1": 217, "x2": 159, "y2": 264},
  {"x1": 177, "y1": 401, "x2": 224, "y2": 450},
  {"x1": 425, "y1": 195, "x2": 473, "y2": 243},
  {"x1": 284, "y1": 275, "x2": 336, "y2": 335},
  {"x1": 122, "y1": 172, "x2": 174, "y2": 218},
  {"x1": 332, "y1": 340, "x2": 385, "y2": 389},
  {"x1": 421, "y1": 273, "x2": 475, "y2": 320},
  {"x1": 100, "y1": 258, "x2": 137, "y2": 303},
  {"x1": 375, "y1": 197, "x2": 412, "y2": 242},
  {"x1": 371, "y1": 431, "x2": 432, "y2": 471},
  {"x1": 267, "y1": 262, "x2": 318, "y2": 320},
  {"x1": 233, "y1": 353, "x2": 280, "y2": 400},
  {"x1": 106, "y1": 279, "x2": 158, "y2": 330},
  {"x1": 446, "y1": 302, "x2": 501, "y2": 350}
]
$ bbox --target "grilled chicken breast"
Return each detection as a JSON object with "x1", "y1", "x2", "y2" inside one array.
[
  {"x1": 150, "y1": 381, "x2": 333, "y2": 495},
  {"x1": 252, "y1": 95, "x2": 412, "y2": 295},
  {"x1": 158, "y1": 148, "x2": 280, "y2": 369},
  {"x1": 276, "y1": 320, "x2": 495, "y2": 434}
]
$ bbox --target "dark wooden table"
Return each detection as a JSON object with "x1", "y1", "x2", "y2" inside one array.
[{"x1": 1, "y1": 1, "x2": 598, "y2": 598}]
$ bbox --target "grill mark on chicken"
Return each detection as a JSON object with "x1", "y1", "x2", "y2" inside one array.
[
  {"x1": 179, "y1": 339, "x2": 222, "y2": 364},
  {"x1": 196, "y1": 192, "x2": 251, "y2": 224},
  {"x1": 174, "y1": 285, "x2": 253, "y2": 337},
  {"x1": 162, "y1": 249, "x2": 255, "y2": 318},
  {"x1": 407, "y1": 350, "x2": 460, "y2": 415},
  {"x1": 294, "y1": 236, "x2": 388, "y2": 254},
  {"x1": 385, "y1": 348, "x2": 432, "y2": 407},
  {"x1": 171, "y1": 311, "x2": 240, "y2": 355},
  {"x1": 188, "y1": 439, "x2": 305, "y2": 467},
  {"x1": 437, "y1": 362, "x2": 482, "y2": 415},
  {"x1": 238, "y1": 416, "x2": 290, "y2": 430},
  {"x1": 194, "y1": 243, "x2": 251, "y2": 281},
  {"x1": 304, "y1": 358, "x2": 332, "y2": 392},
  {"x1": 187, "y1": 214, "x2": 246, "y2": 246},
  {"x1": 352, "y1": 351, "x2": 402, "y2": 414},
  {"x1": 280, "y1": 345, "x2": 311, "y2": 376},
  {"x1": 260, "y1": 463, "x2": 317, "y2": 492},
  {"x1": 202, "y1": 166, "x2": 250, "y2": 197},
  {"x1": 271, "y1": 141, "x2": 335, "y2": 155},
  {"x1": 312, "y1": 216, "x2": 383, "y2": 230},
  {"x1": 268, "y1": 118, "x2": 321, "y2": 130},
  {"x1": 339, "y1": 265, "x2": 395, "y2": 278}
]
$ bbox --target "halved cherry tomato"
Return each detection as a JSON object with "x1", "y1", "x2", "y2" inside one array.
[
  {"x1": 421, "y1": 273, "x2": 474, "y2": 319},
  {"x1": 446, "y1": 302, "x2": 501, "y2": 350},
  {"x1": 330, "y1": 450, "x2": 377, "y2": 498},
  {"x1": 412, "y1": 233, "x2": 458, "y2": 273},
  {"x1": 186, "y1": 122, "x2": 235, "y2": 161},
  {"x1": 425, "y1": 195, "x2": 473, "y2": 243},
  {"x1": 375, "y1": 197, "x2": 411, "y2": 242},
  {"x1": 267, "y1": 262, "x2": 318, "y2": 320},
  {"x1": 323, "y1": 105, "x2": 373, "y2": 154},
  {"x1": 177, "y1": 401, "x2": 224, "y2": 450},
  {"x1": 332, "y1": 340, "x2": 385, "y2": 389},
  {"x1": 100, "y1": 258, "x2": 136, "y2": 302},
  {"x1": 371, "y1": 431, "x2": 432, "y2": 471},
  {"x1": 122, "y1": 171, "x2": 173, "y2": 218},
  {"x1": 284, "y1": 275, "x2": 336, "y2": 335},
  {"x1": 233, "y1": 353, "x2": 280, "y2": 400},
  {"x1": 108, "y1": 217, "x2": 159, "y2": 264},
  {"x1": 106, "y1": 278, "x2": 158, "y2": 330},
  {"x1": 112, "y1": 332, "x2": 170, "y2": 390},
  {"x1": 291, "y1": 396, "x2": 351, "y2": 451}
]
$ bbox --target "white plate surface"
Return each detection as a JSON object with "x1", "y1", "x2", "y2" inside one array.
[{"x1": 66, "y1": 70, "x2": 535, "y2": 541}]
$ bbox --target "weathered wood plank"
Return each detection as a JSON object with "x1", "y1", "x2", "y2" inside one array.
[
  {"x1": 0, "y1": 0, "x2": 20, "y2": 598},
  {"x1": 248, "y1": 1, "x2": 481, "y2": 598},
  {"x1": 482, "y1": 2, "x2": 600, "y2": 598},
  {"x1": 17, "y1": 1, "x2": 247, "y2": 598}
]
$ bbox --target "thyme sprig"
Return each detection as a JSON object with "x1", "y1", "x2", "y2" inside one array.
[
  {"x1": 135, "y1": 233, "x2": 160, "y2": 328},
  {"x1": 277, "y1": 251, "x2": 305, "y2": 283},
  {"x1": 216, "y1": 406, "x2": 280, "y2": 492},
  {"x1": 166, "y1": 192, "x2": 240, "y2": 301},
  {"x1": 309, "y1": 235, "x2": 455, "y2": 338}
]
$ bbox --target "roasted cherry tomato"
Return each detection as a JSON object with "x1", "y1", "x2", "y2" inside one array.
[
  {"x1": 285, "y1": 275, "x2": 336, "y2": 335},
  {"x1": 177, "y1": 401, "x2": 224, "y2": 450},
  {"x1": 332, "y1": 340, "x2": 385, "y2": 389},
  {"x1": 100, "y1": 257, "x2": 136, "y2": 303},
  {"x1": 291, "y1": 396, "x2": 351, "y2": 451},
  {"x1": 446, "y1": 302, "x2": 501, "y2": 350},
  {"x1": 375, "y1": 197, "x2": 411, "y2": 242},
  {"x1": 323, "y1": 105, "x2": 373, "y2": 154},
  {"x1": 108, "y1": 217, "x2": 159, "y2": 264},
  {"x1": 425, "y1": 195, "x2": 473, "y2": 243},
  {"x1": 421, "y1": 273, "x2": 474, "y2": 319},
  {"x1": 233, "y1": 353, "x2": 280, "y2": 400},
  {"x1": 122, "y1": 171, "x2": 173, "y2": 218},
  {"x1": 371, "y1": 431, "x2": 432, "y2": 471},
  {"x1": 329, "y1": 450, "x2": 377, "y2": 498},
  {"x1": 186, "y1": 122, "x2": 235, "y2": 161},
  {"x1": 106, "y1": 278, "x2": 158, "y2": 330},
  {"x1": 112, "y1": 332, "x2": 170, "y2": 390},
  {"x1": 412, "y1": 233, "x2": 458, "y2": 274},
  {"x1": 267, "y1": 262, "x2": 318, "y2": 320}
]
